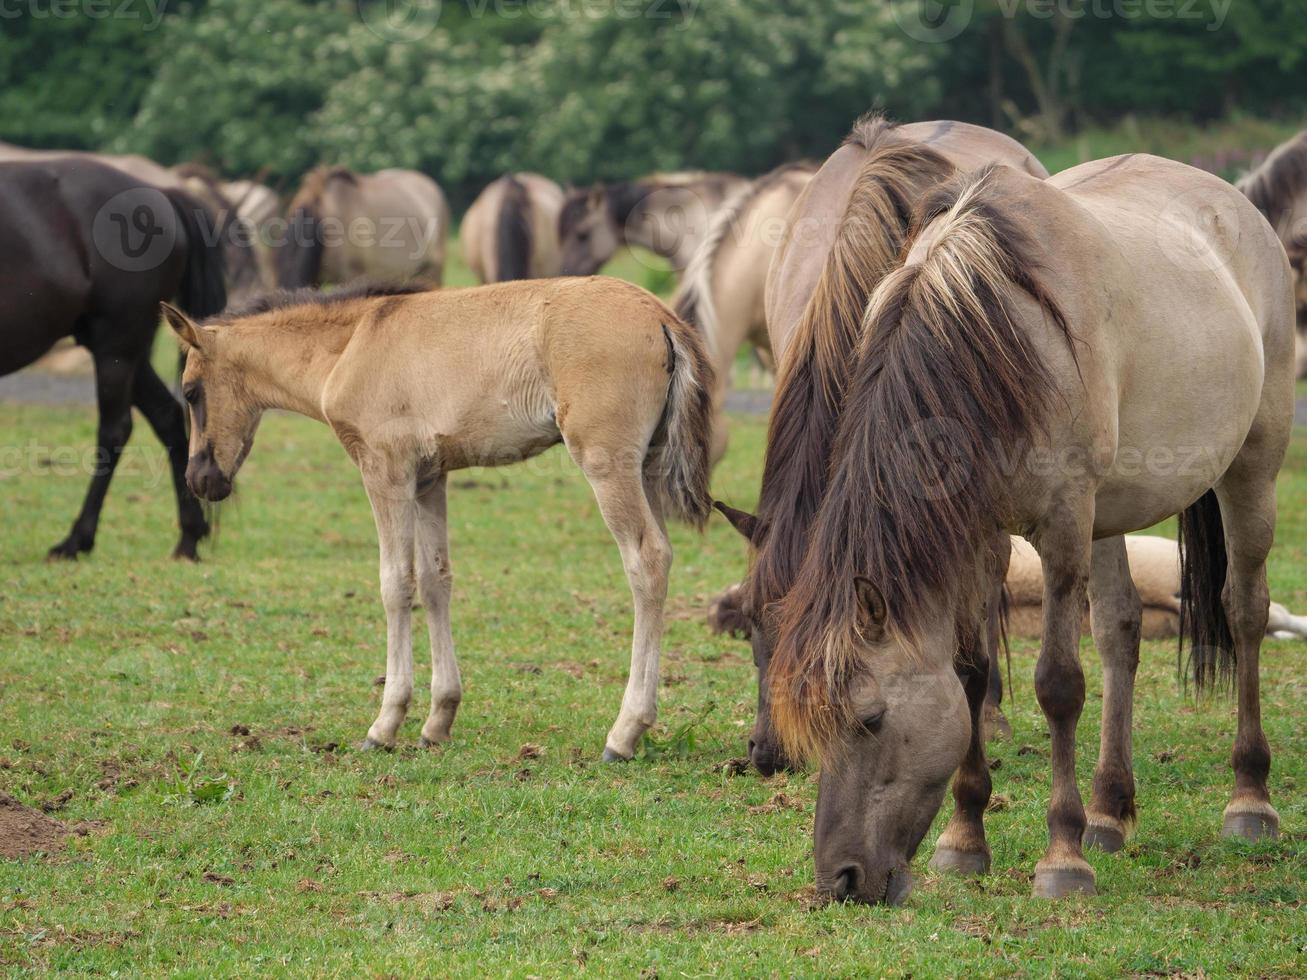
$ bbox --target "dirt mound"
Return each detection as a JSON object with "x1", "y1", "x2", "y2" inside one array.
[{"x1": 0, "y1": 794, "x2": 67, "y2": 859}]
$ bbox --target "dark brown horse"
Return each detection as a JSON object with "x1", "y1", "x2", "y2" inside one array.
[{"x1": 0, "y1": 158, "x2": 226, "y2": 558}]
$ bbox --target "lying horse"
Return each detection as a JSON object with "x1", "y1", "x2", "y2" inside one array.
[
  {"x1": 763, "y1": 157, "x2": 1292, "y2": 903},
  {"x1": 461, "y1": 173, "x2": 566, "y2": 282},
  {"x1": 0, "y1": 157, "x2": 226, "y2": 558},
  {"x1": 558, "y1": 172, "x2": 748, "y2": 277},
  {"x1": 277, "y1": 167, "x2": 451, "y2": 289},
  {"x1": 162, "y1": 278, "x2": 712, "y2": 759},
  {"x1": 1238, "y1": 129, "x2": 1307, "y2": 378},
  {"x1": 673, "y1": 162, "x2": 817, "y2": 465},
  {"x1": 712, "y1": 114, "x2": 1047, "y2": 777}
]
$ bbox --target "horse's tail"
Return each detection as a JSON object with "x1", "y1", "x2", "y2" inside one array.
[
  {"x1": 163, "y1": 187, "x2": 227, "y2": 319},
  {"x1": 494, "y1": 175, "x2": 532, "y2": 281},
  {"x1": 646, "y1": 316, "x2": 714, "y2": 528},
  {"x1": 277, "y1": 202, "x2": 324, "y2": 288},
  {"x1": 1178, "y1": 490, "x2": 1233, "y2": 691}
]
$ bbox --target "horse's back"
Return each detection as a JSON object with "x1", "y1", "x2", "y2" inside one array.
[{"x1": 899, "y1": 120, "x2": 1048, "y2": 177}]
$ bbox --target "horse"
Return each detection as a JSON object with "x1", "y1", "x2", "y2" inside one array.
[
  {"x1": 276, "y1": 167, "x2": 451, "y2": 289},
  {"x1": 1238, "y1": 130, "x2": 1307, "y2": 378},
  {"x1": 0, "y1": 157, "x2": 226, "y2": 559},
  {"x1": 218, "y1": 177, "x2": 283, "y2": 293},
  {"x1": 461, "y1": 173, "x2": 566, "y2": 282},
  {"x1": 161, "y1": 277, "x2": 713, "y2": 759},
  {"x1": 755, "y1": 156, "x2": 1292, "y2": 905},
  {"x1": 1005, "y1": 535, "x2": 1307, "y2": 641},
  {"x1": 672, "y1": 162, "x2": 817, "y2": 464},
  {"x1": 0, "y1": 142, "x2": 262, "y2": 306},
  {"x1": 710, "y1": 115, "x2": 1048, "y2": 775},
  {"x1": 558, "y1": 172, "x2": 749, "y2": 277}
]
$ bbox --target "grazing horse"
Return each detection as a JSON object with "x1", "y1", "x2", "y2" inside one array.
[
  {"x1": 1238, "y1": 130, "x2": 1307, "y2": 378},
  {"x1": 673, "y1": 162, "x2": 817, "y2": 464},
  {"x1": 711, "y1": 115, "x2": 1047, "y2": 775},
  {"x1": 0, "y1": 158, "x2": 226, "y2": 558},
  {"x1": 162, "y1": 278, "x2": 712, "y2": 759},
  {"x1": 219, "y1": 177, "x2": 283, "y2": 292},
  {"x1": 759, "y1": 157, "x2": 1291, "y2": 904},
  {"x1": 277, "y1": 167, "x2": 451, "y2": 289},
  {"x1": 461, "y1": 173, "x2": 566, "y2": 282},
  {"x1": 558, "y1": 172, "x2": 748, "y2": 277}
]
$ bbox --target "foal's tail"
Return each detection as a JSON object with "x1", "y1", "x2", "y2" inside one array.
[
  {"x1": 164, "y1": 187, "x2": 227, "y2": 319},
  {"x1": 647, "y1": 317, "x2": 714, "y2": 528},
  {"x1": 1178, "y1": 490, "x2": 1234, "y2": 691}
]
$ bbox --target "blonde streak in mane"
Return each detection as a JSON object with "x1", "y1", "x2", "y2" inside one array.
[{"x1": 676, "y1": 180, "x2": 754, "y2": 358}]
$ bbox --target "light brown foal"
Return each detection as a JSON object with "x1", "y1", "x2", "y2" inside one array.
[{"x1": 163, "y1": 278, "x2": 712, "y2": 760}]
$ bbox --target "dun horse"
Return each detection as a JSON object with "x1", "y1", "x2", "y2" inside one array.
[
  {"x1": 277, "y1": 167, "x2": 451, "y2": 289},
  {"x1": 712, "y1": 115, "x2": 1047, "y2": 775},
  {"x1": 760, "y1": 158, "x2": 1291, "y2": 904},
  {"x1": 0, "y1": 157, "x2": 226, "y2": 558},
  {"x1": 1238, "y1": 129, "x2": 1307, "y2": 378},
  {"x1": 163, "y1": 277, "x2": 712, "y2": 759},
  {"x1": 462, "y1": 173, "x2": 566, "y2": 282},
  {"x1": 673, "y1": 162, "x2": 817, "y2": 464},
  {"x1": 558, "y1": 172, "x2": 748, "y2": 277}
]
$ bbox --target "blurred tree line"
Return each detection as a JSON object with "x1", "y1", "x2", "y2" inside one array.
[{"x1": 2, "y1": 0, "x2": 1305, "y2": 206}]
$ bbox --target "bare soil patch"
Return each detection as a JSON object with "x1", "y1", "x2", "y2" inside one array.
[{"x1": 0, "y1": 793, "x2": 68, "y2": 859}]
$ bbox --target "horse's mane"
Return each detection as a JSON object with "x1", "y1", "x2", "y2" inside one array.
[
  {"x1": 1238, "y1": 130, "x2": 1307, "y2": 235},
  {"x1": 209, "y1": 281, "x2": 430, "y2": 324},
  {"x1": 769, "y1": 166, "x2": 1073, "y2": 761},
  {"x1": 289, "y1": 166, "x2": 358, "y2": 211},
  {"x1": 745, "y1": 114, "x2": 955, "y2": 617},
  {"x1": 674, "y1": 161, "x2": 817, "y2": 352}
]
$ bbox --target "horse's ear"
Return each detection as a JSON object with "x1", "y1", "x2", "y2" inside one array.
[
  {"x1": 161, "y1": 302, "x2": 203, "y2": 352},
  {"x1": 854, "y1": 577, "x2": 888, "y2": 633},
  {"x1": 713, "y1": 501, "x2": 760, "y2": 542}
]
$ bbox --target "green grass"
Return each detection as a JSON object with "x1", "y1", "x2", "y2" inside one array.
[{"x1": 0, "y1": 401, "x2": 1304, "y2": 976}]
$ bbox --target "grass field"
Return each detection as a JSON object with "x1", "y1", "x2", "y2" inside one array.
[{"x1": 0, "y1": 386, "x2": 1304, "y2": 974}]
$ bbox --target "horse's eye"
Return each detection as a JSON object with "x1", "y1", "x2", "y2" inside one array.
[
  {"x1": 182, "y1": 385, "x2": 199, "y2": 404},
  {"x1": 576, "y1": 229, "x2": 590, "y2": 242},
  {"x1": 860, "y1": 709, "x2": 886, "y2": 732}
]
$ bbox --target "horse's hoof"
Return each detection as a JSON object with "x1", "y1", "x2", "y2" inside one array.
[
  {"x1": 929, "y1": 846, "x2": 991, "y2": 876},
  {"x1": 1032, "y1": 862, "x2": 1096, "y2": 899},
  {"x1": 1083, "y1": 819, "x2": 1126, "y2": 853},
  {"x1": 172, "y1": 541, "x2": 201, "y2": 562},
  {"x1": 1222, "y1": 806, "x2": 1279, "y2": 842},
  {"x1": 358, "y1": 737, "x2": 392, "y2": 752},
  {"x1": 419, "y1": 734, "x2": 449, "y2": 749},
  {"x1": 601, "y1": 747, "x2": 630, "y2": 762},
  {"x1": 46, "y1": 540, "x2": 82, "y2": 561}
]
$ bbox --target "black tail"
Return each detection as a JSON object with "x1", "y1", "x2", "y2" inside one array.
[
  {"x1": 164, "y1": 187, "x2": 227, "y2": 319},
  {"x1": 1178, "y1": 490, "x2": 1233, "y2": 692},
  {"x1": 277, "y1": 204, "x2": 324, "y2": 288},
  {"x1": 494, "y1": 176, "x2": 532, "y2": 282}
]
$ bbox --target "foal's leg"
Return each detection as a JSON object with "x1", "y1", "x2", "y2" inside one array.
[
  {"x1": 929, "y1": 614, "x2": 994, "y2": 876},
  {"x1": 574, "y1": 453, "x2": 671, "y2": 761},
  {"x1": 49, "y1": 343, "x2": 137, "y2": 559},
  {"x1": 360, "y1": 473, "x2": 418, "y2": 750},
  {"x1": 415, "y1": 472, "x2": 462, "y2": 747},
  {"x1": 1031, "y1": 497, "x2": 1096, "y2": 898},
  {"x1": 1214, "y1": 471, "x2": 1280, "y2": 841},
  {"x1": 131, "y1": 361, "x2": 210, "y2": 560},
  {"x1": 1083, "y1": 536, "x2": 1141, "y2": 853}
]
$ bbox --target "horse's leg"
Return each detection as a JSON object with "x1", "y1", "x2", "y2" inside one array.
[
  {"x1": 130, "y1": 361, "x2": 210, "y2": 560},
  {"x1": 1031, "y1": 497, "x2": 1096, "y2": 898},
  {"x1": 1214, "y1": 466, "x2": 1280, "y2": 841},
  {"x1": 415, "y1": 472, "x2": 462, "y2": 747},
  {"x1": 929, "y1": 613, "x2": 994, "y2": 876},
  {"x1": 1084, "y1": 535, "x2": 1141, "y2": 853},
  {"x1": 360, "y1": 473, "x2": 418, "y2": 750},
  {"x1": 574, "y1": 452, "x2": 671, "y2": 761},
  {"x1": 48, "y1": 343, "x2": 137, "y2": 559},
  {"x1": 981, "y1": 583, "x2": 1012, "y2": 741}
]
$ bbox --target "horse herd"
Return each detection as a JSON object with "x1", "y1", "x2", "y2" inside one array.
[{"x1": 2, "y1": 114, "x2": 1304, "y2": 906}]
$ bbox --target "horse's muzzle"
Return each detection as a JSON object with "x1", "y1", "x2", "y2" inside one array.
[{"x1": 186, "y1": 450, "x2": 231, "y2": 501}]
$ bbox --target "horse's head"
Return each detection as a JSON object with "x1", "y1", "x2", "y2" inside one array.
[
  {"x1": 776, "y1": 579, "x2": 970, "y2": 907},
  {"x1": 162, "y1": 302, "x2": 260, "y2": 501},
  {"x1": 713, "y1": 502, "x2": 800, "y2": 778},
  {"x1": 558, "y1": 184, "x2": 619, "y2": 276}
]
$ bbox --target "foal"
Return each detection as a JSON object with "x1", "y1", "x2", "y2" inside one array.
[{"x1": 162, "y1": 278, "x2": 713, "y2": 759}]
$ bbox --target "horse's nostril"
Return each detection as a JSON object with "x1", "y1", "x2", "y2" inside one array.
[
  {"x1": 747, "y1": 738, "x2": 756, "y2": 756},
  {"x1": 832, "y1": 865, "x2": 860, "y2": 902}
]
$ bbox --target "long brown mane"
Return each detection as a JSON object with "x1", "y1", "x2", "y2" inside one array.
[
  {"x1": 1238, "y1": 131, "x2": 1307, "y2": 235},
  {"x1": 769, "y1": 166, "x2": 1074, "y2": 761},
  {"x1": 745, "y1": 115, "x2": 955, "y2": 616}
]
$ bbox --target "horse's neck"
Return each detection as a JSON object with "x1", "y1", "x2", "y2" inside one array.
[
  {"x1": 230, "y1": 321, "x2": 348, "y2": 422},
  {"x1": 622, "y1": 182, "x2": 705, "y2": 268}
]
